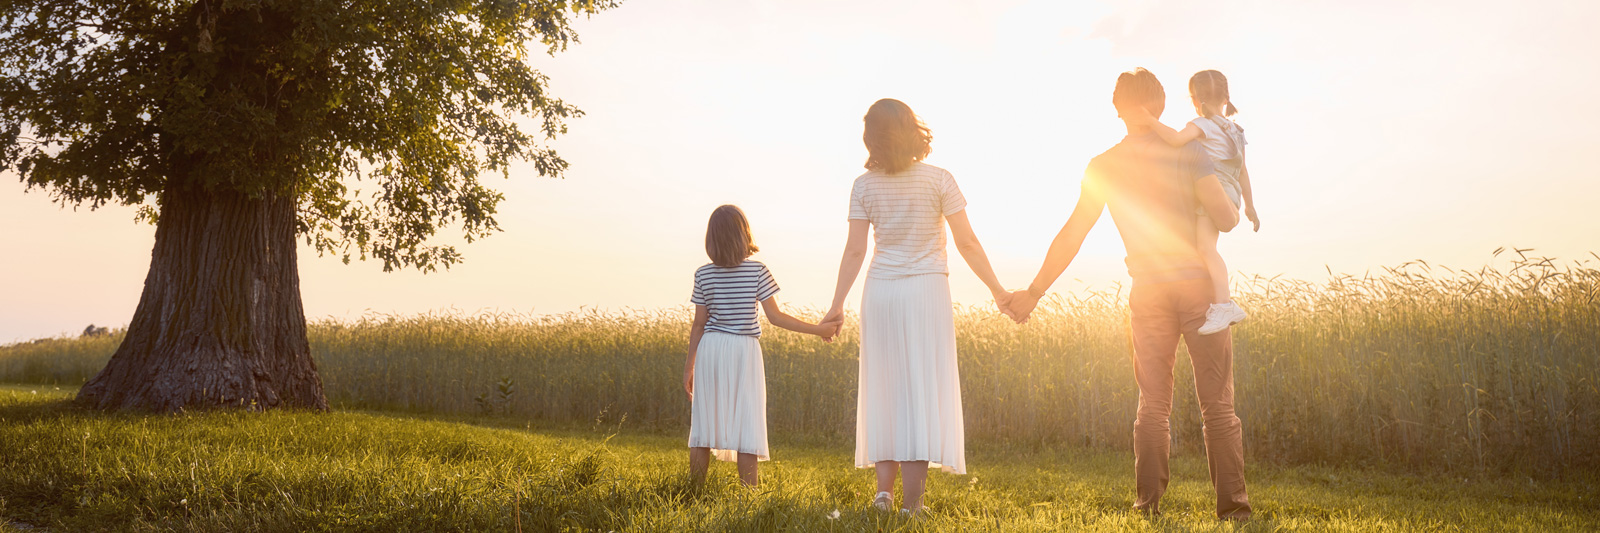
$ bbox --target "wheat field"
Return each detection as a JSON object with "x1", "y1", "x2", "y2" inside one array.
[{"x1": 3, "y1": 253, "x2": 1596, "y2": 477}]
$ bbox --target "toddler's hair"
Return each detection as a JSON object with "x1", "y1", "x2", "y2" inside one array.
[
  {"x1": 1189, "y1": 70, "x2": 1238, "y2": 117},
  {"x1": 862, "y1": 98, "x2": 932, "y2": 174},
  {"x1": 705, "y1": 205, "x2": 759, "y2": 268}
]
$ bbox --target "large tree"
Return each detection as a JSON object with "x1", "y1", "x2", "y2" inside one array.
[{"x1": 0, "y1": 0, "x2": 615, "y2": 411}]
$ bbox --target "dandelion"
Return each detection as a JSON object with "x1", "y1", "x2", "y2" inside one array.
[{"x1": 827, "y1": 510, "x2": 840, "y2": 520}]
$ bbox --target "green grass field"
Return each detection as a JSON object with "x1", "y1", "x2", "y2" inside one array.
[
  {"x1": 5, "y1": 255, "x2": 1598, "y2": 479},
  {"x1": 1, "y1": 386, "x2": 1595, "y2": 532}
]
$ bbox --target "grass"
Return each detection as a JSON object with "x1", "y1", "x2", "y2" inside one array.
[
  {"x1": 4, "y1": 255, "x2": 1597, "y2": 479},
  {"x1": 1, "y1": 385, "x2": 1597, "y2": 532}
]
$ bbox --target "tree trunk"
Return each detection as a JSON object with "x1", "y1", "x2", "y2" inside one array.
[{"x1": 76, "y1": 187, "x2": 327, "y2": 411}]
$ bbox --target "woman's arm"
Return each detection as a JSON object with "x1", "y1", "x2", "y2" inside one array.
[
  {"x1": 822, "y1": 219, "x2": 871, "y2": 325},
  {"x1": 684, "y1": 305, "x2": 709, "y2": 398},
  {"x1": 946, "y1": 210, "x2": 1015, "y2": 317},
  {"x1": 761, "y1": 296, "x2": 836, "y2": 341},
  {"x1": 1238, "y1": 163, "x2": 1259, "y2": 231}
]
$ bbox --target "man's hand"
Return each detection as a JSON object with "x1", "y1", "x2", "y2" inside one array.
[
  {"x1": 1245, "y1": 204, "x2": 1260, "y2": 232},
  {"x1": 1008, "y1": 289, "x2": 1042, "y2": 324}
]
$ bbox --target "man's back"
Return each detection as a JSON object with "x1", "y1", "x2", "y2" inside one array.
[{"x1": 1086, "y1": 132, "x2": 1215, "y2": 284}]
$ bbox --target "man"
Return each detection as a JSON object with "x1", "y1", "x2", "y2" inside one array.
[{"x1": 1007, "y1": 67, "x2": 1252, "y2": 520}]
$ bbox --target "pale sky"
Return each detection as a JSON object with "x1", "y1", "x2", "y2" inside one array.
[{"x1": 4, "y1": 0, "x2": 1599, "y2": 343}]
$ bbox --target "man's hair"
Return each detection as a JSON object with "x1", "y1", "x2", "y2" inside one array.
[
  {"x1": 1112, "y1": 67, "x2": 1165, "y2": 116},
  {"x1": 862, "y1": 98, "x2": 932, "y2": 174},
  {"x1": 705, "y1": 204, "x2": 759, "y2": 268}
]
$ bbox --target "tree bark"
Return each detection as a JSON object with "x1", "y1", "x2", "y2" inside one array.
[{"x1": 76, "y1": 187, "x2": 327, "y2": 411}]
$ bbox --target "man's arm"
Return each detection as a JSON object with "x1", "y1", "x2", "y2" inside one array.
[
  {"x1": 1195, "y1": 174, "x2": 1240, "y2": 231},
  {"x1": 1009, "y1": 183, "x2": 1107, "y2": 321}
]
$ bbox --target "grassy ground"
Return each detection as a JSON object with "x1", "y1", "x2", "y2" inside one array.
[
  {"x1": 7, "y1": 256, "x2": 1598, "y2": 478},
  {"x1": 1, "y1": 386, "x2": 1594, "y2": 532}
]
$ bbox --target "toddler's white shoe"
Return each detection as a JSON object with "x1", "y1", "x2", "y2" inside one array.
[{"x1": 1198, "y1": 302, "x2": 1248, "y2": 335}]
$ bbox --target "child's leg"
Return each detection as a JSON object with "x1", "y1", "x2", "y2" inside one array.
[
  {"x1": 899, "y1": 460, "x2": 931, "y2": 511},
  {"x1": 875, "y1": 461, "x2": 899, "y2": 495},
  {"x1": 689, "y1": 447, "x2": 711, "y2": 486},
  {"x1": 1197, "y1": 215, "x2": 1230, "y2": 303},
  {"x1": 736, "y1": 453, "x2": 759, "y2": 487}
]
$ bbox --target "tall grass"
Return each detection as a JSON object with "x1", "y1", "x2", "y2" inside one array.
[{"x1": 3, "y1": 254, "x2": 1597, "y2": 477}]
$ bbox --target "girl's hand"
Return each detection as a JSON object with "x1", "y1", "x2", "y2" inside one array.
[
  {"x1": 1244, "y1": 205, "x2": 1260, "y2": 232},
  {"x1": 683, "y1": 363, "x2": 695, "y2": 399},
  {"x1": 1125, "y1": 105, "x2": 1156, "y2": 126}
]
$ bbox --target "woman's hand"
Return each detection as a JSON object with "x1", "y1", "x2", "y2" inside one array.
[
  {"x1": 817, "y1": 314, "x2": 844, "y2": 343},
  {"x1": 1007, "y1": 289, "x2": 1042, "y2": 323},
  {"x1": 683, "y1": 362, "x2": 695, "y2": 399},
  {"x1": 1244, "y1": 204, "x2": 1260, "y2": 232},
  {"x1": 821, "y1": 306, "x2": 844, "y2": 330},
  {"x1": 993, "y1": 289, "x2": 1018, "y2": 322}
]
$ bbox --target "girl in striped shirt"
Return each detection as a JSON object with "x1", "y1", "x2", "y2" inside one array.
[{"x1": 686, "y1": 204, "x2": 841, "y2": 487}]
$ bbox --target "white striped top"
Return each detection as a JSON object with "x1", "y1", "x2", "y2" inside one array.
[
  {"x1": 848, "y1": 162, "x2": 968, "y2": 280},
  {"x1": 691, "y1": 260, "x2": 780, "y2": 337}
]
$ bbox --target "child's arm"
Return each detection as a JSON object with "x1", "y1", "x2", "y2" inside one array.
[
  {"x1": 1151, "y1": 119, "x2": 1204, "y2": 147},
  {"x1": 1238, "y1": 163, "x2": 1259, "y2": 231},
  {"x1": 1128, "y1": 106, "x2": 1204, "y2": 147},
  {"x1": 761, "y1": 296, "x2": 838, "y2": 342},
  {"x1": 685, "y1": 304, "x2": 709, "y2": 398}
]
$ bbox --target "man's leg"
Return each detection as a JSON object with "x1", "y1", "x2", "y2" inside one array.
[
  {"x1": 1179, "y1": 279, "x2": 1252, "y2": 519},
  {"x1": 1129, "y1": 282, "x2": 1181, "y2": 515}
]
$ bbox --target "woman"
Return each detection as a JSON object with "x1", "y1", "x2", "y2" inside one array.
[{"x1": 821, "y1": 98, "x2": 1013, "y2": 514}]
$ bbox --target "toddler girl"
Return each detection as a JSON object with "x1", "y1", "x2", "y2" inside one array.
[{"x1": 1131, "y1": 70, "x2": 1258, "y2": 335}]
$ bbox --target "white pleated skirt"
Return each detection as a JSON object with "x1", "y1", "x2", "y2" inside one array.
[
  {"x1": 855, "y1": 273, "x2": 966, "y2": 474},
  {"x1": 687, "y1": 331, "x2": 770, "y2": 462}
]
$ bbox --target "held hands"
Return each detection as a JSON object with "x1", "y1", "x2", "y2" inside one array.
[
  {"x1": 1005, "y1": 289, "x2": 1042, "y2": 324},
  {"x1": 816, "y1": 311, "x2": 844, "y2": 343}
]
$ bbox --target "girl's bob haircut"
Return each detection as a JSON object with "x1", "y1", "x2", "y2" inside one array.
[
  {"x1": 705, "y1": 204, "x2": 759, "y2": 268},
  {"x1": 862, "y1": 98, "x2": 932, "y2": 174}
]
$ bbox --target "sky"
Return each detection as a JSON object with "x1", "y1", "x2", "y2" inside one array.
[{"x1": 3, "y1": 0, "x2": 1599, "y2": 342}]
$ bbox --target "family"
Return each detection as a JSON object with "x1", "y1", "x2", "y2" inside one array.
[{"x1": 683, "y1": 68, "x2": 1256, "y2": 520}]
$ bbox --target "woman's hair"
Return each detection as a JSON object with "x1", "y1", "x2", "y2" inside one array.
[
  {"x1": 862, "y1": 98, "x2": 932, "y2": 174},
  {"x1": 705, "y1": 204, "x2": 759, "y2": 268},
  {"x1": 1189, "y1": 70, "x2": 1238, "y2": 117},
  {"x1": 1112, "y1": 67, "x2": 1165, "y2": 117}
]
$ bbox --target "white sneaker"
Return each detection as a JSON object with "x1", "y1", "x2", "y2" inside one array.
[
  {"x1": 871, "y1": 491, "x2": 893, "y2": 511},
  {"x1": 1198, "y1": 302, "x2": 1248, "y2": 335}
]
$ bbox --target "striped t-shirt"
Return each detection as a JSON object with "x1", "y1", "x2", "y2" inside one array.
[
  {"x1": 847, "y1": 162, "x2": 968, "y2": 280},
  {"x1": 691, "y1": 260, "x2": 781, "y2": 337}
]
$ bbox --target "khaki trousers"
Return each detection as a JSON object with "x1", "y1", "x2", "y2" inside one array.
[{"x1": 1129, "y1": 278, "x2": 1251, "y2": 519}]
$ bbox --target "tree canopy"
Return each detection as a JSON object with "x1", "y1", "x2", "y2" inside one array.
[{"x1": 1, "y1": 0, "x2": 616, "y2": 271}]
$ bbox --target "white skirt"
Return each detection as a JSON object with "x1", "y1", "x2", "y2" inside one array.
[
  {"x1": 855, "y1": 273, "x2": 966, "y2": 474},
  {"x1": 688, "y1": 331, "x2": 769, "y2": 461}
]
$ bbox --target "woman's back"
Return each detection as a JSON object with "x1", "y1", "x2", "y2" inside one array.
[{"x1": 848, "y1": 162, "x2": 967, "y2": 280}]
